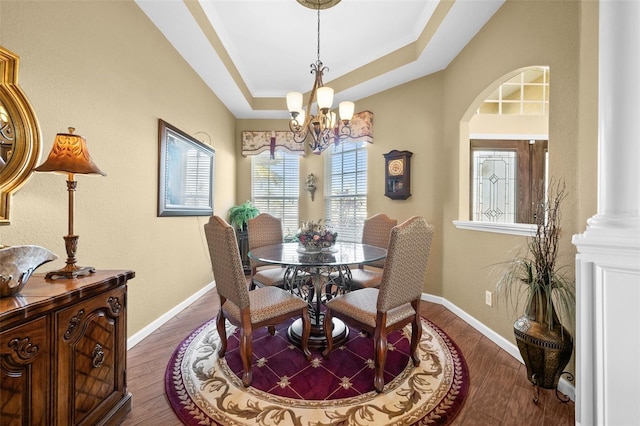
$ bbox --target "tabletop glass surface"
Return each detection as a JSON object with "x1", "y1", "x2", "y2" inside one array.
[{"x1": 248, "y1": 242, "x2": 387, "y2": 267}]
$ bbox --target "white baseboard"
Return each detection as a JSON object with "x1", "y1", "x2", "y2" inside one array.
[
  {"x1": 421, "y1": 293, "x2": 575, "y2": 402},
  {"x1": 127, "y1": 281, "x2": 216, "y2": 350}
]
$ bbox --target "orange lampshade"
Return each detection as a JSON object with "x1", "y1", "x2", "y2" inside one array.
[{"x1": 35, "y1": 127, "x2": 105, "y2": 176}]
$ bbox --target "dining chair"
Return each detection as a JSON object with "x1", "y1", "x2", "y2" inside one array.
[
  {"x1": 322, "y1": 216, "x2": 434, "y2": 393},
  {"x1": 204, "y1": 215, "x2": 311, "y2": 387},
  {"x1": 349, "y1": 213, "x2": 397, "y2": 290},
  {"x1": 247, "y1": 213, "x2": 286, "y2": 290}
]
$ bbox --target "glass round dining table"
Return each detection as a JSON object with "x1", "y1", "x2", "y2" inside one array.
[{"x1": 248, "y1": 242, "x2": 387, "y2": 349}]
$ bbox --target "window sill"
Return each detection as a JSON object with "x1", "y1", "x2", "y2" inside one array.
[{"x1": 452, "y1": 220, "x2": 536, "y2": 237}]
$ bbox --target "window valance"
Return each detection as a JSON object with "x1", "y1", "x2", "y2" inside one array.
[
  {"x1": 242, "y1": 131, "x2": 304, "y2": 158},
  {"x1": 347, "y1": 110, "x2": 374, "y2": 145},
  {"x1": 242, "y1": 111, "x2": 373, "y2": 158}
]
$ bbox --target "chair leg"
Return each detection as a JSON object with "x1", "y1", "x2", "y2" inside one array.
[
  {"x1": 300, "y1": 307, "x2": 312, "y2": 360},
  {"x1": 249, "y1": 268, "x2": 258, "y2": 290},
  {"x1": 240, "y1": 326, "x2": 253, "y2": 387},
  {"x1": 216, "y1": 312, "x2": 228, "y2": 358},
  {"x1": 410, "y1": 313, "x2": 422, "y2": 367},
  {"x1": 373, "y1": 327, "x2": 388, "y2": 393},
  {"x1": 321, "y1": 309, "x2": 334, "y2": 358}
]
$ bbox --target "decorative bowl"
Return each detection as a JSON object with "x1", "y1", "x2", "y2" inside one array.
[
  {"x1": 297, "y1": 241, "x2": 335, "y2": 254},
  {"x1": 295, "y1": 220, "x2": 337, "y2": 254},
  {"x1": 0, "y1": 245, "x2": 58, "y2": 297}
]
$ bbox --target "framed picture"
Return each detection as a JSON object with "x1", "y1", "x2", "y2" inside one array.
[{"x1": 158, "y1": 119, "x2": 215, "y2": 217}]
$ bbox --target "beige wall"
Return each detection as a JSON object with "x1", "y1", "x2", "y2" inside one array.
[
  {"x1": 0, "y1": 0, "x2": 237, "y2": 336},
  {"x1": 470, "y1": 114, "x2": 548, "y2": 136}
]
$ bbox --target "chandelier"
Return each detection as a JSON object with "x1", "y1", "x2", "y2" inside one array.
[{"x1": 286, "y1": 0, "x2": 354, "y2": 154}]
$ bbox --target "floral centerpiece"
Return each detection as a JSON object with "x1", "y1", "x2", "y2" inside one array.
[{"x1": 295, "y1": 219, "x2": 337, "y2": 253}]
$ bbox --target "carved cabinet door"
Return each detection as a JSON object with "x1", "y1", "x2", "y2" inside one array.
[
  {"x1": 54, "y1": 286, "x2": 127, "y2": 426},
  {"x1": 0, "y1": 316, "x2": 51, "y2": 425}
]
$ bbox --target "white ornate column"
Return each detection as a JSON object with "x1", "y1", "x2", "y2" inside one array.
[{"x1": 572, "y1": 1, "x2": 640, "y2": 425}]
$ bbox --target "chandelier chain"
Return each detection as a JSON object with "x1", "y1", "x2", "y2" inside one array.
[{"x1": 316, "y1": 2, "x2": 321, "y2": 64}]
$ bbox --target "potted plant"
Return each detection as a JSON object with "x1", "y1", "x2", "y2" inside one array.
[
  {"x1": 495, "y1": 181, "x2": 575, "y2": 392},
  {"x1": 228, "y1": 201, "x2": 259, "y2": 274},
  {"x1": 228, "y1": 201, "x2": 259, "y2": 231}
]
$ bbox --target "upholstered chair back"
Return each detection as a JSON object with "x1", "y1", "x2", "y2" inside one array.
[
  {"x1": 248, "y1": 213, "x2": 284, "y2": 269},
  {"x1": 377, "y1": 216, "x2": 434, "y2": 313},
  {"x1": 362, "y1": 213, "x2": 397, "y2": 269},
  {"x1": 204, "y1": 216, "x2": 250, "y2": 310}
]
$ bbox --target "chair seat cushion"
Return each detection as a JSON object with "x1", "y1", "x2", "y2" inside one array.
[
  {"x1": 223, "y1": 286, "x2": 307, "y2": 324},
  {"x1": 349, "y1": 268, "x2": 383, "y2": 289},
  {"x1": 253, "y1": 266, "x2": 285, "y2": 287},
  {"x1": 325, "y1": 288, "x2": 416, "y2": 328}
]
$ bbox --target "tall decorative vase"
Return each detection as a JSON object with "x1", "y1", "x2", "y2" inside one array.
[{"x1": 513, "y1": 291, "x2": 573, "y2": 389}]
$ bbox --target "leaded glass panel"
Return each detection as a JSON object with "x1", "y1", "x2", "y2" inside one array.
[{"x1": 472, "y1": 150, "x2": 516, "y2": 222}]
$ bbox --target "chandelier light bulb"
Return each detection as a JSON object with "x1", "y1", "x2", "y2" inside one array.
[
  {"x1": 339, "y1": 101, "x2": 354, "y2": 122},
  {"x1": 316, "y1": 86, "x2": 334, "y2": 111},
  {"x1": 286, "y1": 91, "x2": 303, "y2": 114}
]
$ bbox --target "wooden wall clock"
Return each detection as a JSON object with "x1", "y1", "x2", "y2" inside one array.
[{"x1": 383, "y1": 150, "x2": 412, "y2": 200}]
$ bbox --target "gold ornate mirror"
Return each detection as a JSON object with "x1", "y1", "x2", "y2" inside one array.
[{"x1": 0, "y1": 46, "x2": 42, "y2": 225}]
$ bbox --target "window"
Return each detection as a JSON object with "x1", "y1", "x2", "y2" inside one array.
[
  {"x1": 324, "y1": 141, "x2": 368, "y2": 242},
  {"x1": 477, "y1": 67, "x2": 549, "y2": 116},
  {"x1": 251, "y1": 150, "x2": 299, "y2": 237},
  {"x1": 455, "y1": 66, "x2": 550, "y2": 234},
  {"x1": 470, "y1": 139, "x2": 547, "y2": 224}
]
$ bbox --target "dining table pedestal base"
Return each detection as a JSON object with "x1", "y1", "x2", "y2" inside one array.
[
  {"x1": 288, "y1": 316, "x2": 349, "y2": 351},
  {"x1": 247, "y1": 242, "x2": 387, "y2": 352}
]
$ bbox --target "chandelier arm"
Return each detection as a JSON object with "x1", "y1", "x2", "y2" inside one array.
[
  {"x1": 310, "y1": 118, "x2": 325, "y2": 148},
  {"x1": 292, "y1": 127, "x2": 310, "y2": 144},
  {"x1": 300, "y1": 63, "x2": 325, "y2": 134},
  {"x1": 319, "y1": 128, "x2": 337, "y2": 151},
  {"x1": 289, "y1": 118, "x2": 303, "y2": 134},
  {"x1": 305, "y1": 70, "x2": 320, "y2": 127},
  {"x1": 336, "y1": 125, "x2": 353, "y2": 140},
  {"x1": 336, "y1": 125, "x2": 351, "y2": 140},
  {"x1": 321, "y1": 113, "x2": 332, "y2": 131}
]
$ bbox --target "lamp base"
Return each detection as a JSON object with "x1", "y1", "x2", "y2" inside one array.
[{"x1": 45, "y1": 264, "x2": 96, "y2": 280}]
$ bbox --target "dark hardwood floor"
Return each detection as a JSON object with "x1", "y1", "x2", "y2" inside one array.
[{"x1": 121, "y1": 286, "x2": 575, "y2": 425}]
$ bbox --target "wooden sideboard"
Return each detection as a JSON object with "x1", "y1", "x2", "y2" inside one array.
[{"x1": 0, "y1": 270, "x2": 134, "y2": 426}]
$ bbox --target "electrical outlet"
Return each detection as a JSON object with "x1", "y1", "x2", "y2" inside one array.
[{"x1": 485, "y1": 290, "x2": 493, "y2": 306}]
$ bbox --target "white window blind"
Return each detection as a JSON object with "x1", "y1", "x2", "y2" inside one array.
[
  {"x1": 324, "y1": 141, "x2": 368, "y2": 243},
  {"x1": 182, "y1": 149, "x2": 212, "y2": 208},
  {"x1": 251, "y1": 150, "x2": 299, "y2": 238}
]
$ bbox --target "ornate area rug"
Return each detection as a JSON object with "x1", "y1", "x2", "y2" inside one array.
[{"x1": 166, "y1": 316, "x2": 468, "y2": 425}]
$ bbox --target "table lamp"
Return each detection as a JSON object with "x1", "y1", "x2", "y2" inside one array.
[{"x1": 35, "y1": 127, "x2": 105, "y2": 279}]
